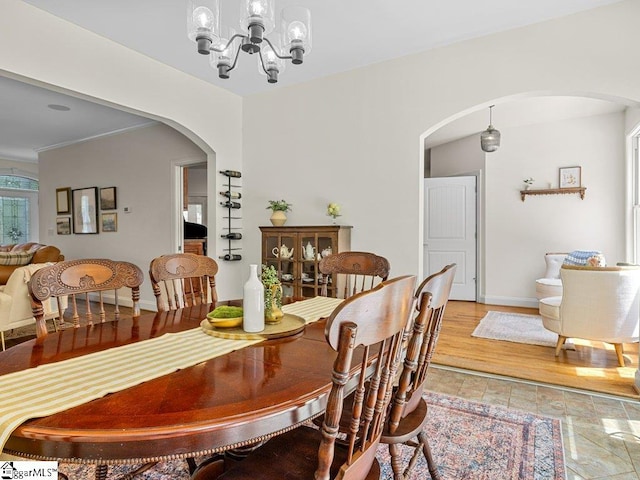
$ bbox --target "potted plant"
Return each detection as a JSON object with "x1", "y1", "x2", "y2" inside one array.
[{"x1": 267, "y1": 199, "x2": 292, "y2": 226}]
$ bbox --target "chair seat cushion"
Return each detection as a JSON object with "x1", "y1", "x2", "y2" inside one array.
[
  {"x1": 539, "y1": 296, "x2": 561, "y2": 320},
  {"x1": 535, "y1": 278, "x2": 563, "y2": 300}
]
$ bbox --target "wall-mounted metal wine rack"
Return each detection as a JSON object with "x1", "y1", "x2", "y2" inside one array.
[{"x1": 219, "y1": 170, "x2": 242, "y2": 261}]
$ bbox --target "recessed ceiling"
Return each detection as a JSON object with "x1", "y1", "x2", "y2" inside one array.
[{"x1": 0, "y1": 76, "x2": 153, "y2": 163}]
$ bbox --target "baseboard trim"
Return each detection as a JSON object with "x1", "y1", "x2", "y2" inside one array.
[{"x1": 479, "y1": 295, "x2": 539, "y2": 309}]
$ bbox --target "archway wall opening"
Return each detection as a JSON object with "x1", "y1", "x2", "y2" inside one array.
[{"x1": 0, "y1": 0, "x2": 243, "y2": 306}]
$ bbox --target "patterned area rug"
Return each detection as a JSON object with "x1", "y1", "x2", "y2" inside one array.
[
  {"x1": 55, "y1": 392, "x2": 564, "y2": 480},
  {"x1": 471, "y1": 311, "x2": 559, "y2": 347}
]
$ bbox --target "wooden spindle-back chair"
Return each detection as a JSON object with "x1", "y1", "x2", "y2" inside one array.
[
  {"x1": 192, "y1": 275, "x2": 416, "y2": 480},
  {"x1": 381, "y1": 263, "x2": 457, "y2": 480},
  {"x1": 319, "y1": 251, "x2": 390, "y2": 298},
  {"x1": 28, "y1": 259, "x2": 144, "y2": 339},
  {"x1": 149, "y1": 253, "x2": 218, "y2": 311}
]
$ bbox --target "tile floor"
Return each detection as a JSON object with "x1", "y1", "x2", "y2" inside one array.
[{"x1": 426, "y1": 366, "x2": 640, "y2": 479}]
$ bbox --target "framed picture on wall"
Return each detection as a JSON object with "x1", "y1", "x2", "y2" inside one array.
[
  {"x1": 559, "y1": 166, "x2": 581, "y2": 188},
  {"x1": 56, "y1": 217, "x2": 71, "y2": 235},
  {"x1": 72, "y1": 187, "x2": 98, "y2": 234},
  {"x1": 101, "y1": 212, "x2": 117, "y2": 232},
  {"x1": 100, "y1": 187, "x2": 117, "y2": 210},
  {"x1": 56, "y1": 187, "x2": 71, "y2": 214}
]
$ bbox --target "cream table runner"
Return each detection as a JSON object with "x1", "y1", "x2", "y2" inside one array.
[{"x1": 0, "y1": 296, "x2": 343, "y2": 454}]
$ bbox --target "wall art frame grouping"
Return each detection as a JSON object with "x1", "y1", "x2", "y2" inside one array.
[
  {"x1": 100, "y1": 187, "x2": 117, "y2": 210},
  {"x1": 72, "y1": 187, "x2": 99, "y2": 234},
  {"x1": 56, "y1": 187, "x2": 71, "y2": 215},
  {"x1": 559, "y1": 166, "x2": 581, "y2": 189}
]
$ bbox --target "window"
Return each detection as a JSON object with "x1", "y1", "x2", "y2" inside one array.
[{"x1": 0, "y1": 175, "x2": 38, "y2": 245}]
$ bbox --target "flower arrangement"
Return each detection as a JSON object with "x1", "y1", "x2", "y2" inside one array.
[
  {"x1": 326, "y1": 202, "x2": 341, "y2": 220},
  {"x1": 267, "y1": 200, "x2": 292, "y2": 212},
  {"x1": 523, "y1": 177, "x2": 534, "y2": 186},
  {"x1": 261, "y1": 264, "x2": 282, "y2": 311}
]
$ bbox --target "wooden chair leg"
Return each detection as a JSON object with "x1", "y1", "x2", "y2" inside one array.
[
  {"x1": 388, "y1": 443, "x2": 405, "y2": 480},
  {"x1": 614, "y1": 343, "x2": 625, "y2": 367},
  {"x1": 94, "y1": 464, "x2": 108, "y2": 480},
  {"x1": 418, "y1": 431, "x2": 441, "y2": 480},
  {"x1": 554, "y1": 336, "x2": 567, "y2": 356}
]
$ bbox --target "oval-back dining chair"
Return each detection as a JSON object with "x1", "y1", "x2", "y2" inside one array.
[
  {"x1": 318, "y1": 251, "x2": 390, "y2": 298},
  {"x1": 192, "y1": 275, "x2": 417, "y2": 480},
  {"x1": 28, "y1": 259, "x2": 144, "y2": 339},
  {"x1": 149, "y1": 253, "x2": 219, "y2": 311}
]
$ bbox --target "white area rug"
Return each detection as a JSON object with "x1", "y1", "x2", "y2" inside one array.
[{"x1": 472, "y1": 311, "x2": 559, "y2": 347}]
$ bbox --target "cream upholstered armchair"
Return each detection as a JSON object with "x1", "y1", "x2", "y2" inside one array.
[
  {"x1": 535, "y1": 253, "x2": 567, "y2": 300},
  {"x1": 539, "y1": 265, "x2": 640, "y2": 366},
  {"x1": 0, "y1": 263, "x2": 65, "y2": 350}
]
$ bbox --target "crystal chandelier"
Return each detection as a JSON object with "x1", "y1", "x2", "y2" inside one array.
[
  {"x1": 187, "y1": 0, "x2": 312, "y2": 84},
  {"x1": 480, "y1": 105, "x2": 501, "y2": 153}
]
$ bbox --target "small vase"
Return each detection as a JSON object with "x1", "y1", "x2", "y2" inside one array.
[
  {"x1": 243, "y1": 264, "x2": 265, "y2": 333},
  {"x1": 265, "y1": 283, "x2": 284, "y2": 324},
  {"x1": 270, "y1": 211, "x2": 287, "y2": 226}
]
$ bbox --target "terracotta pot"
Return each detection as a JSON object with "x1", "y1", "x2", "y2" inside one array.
[{"x1": 270, "y1": 211, "x2": 287, "y2": 226}]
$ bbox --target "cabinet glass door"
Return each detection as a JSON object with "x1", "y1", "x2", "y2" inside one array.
[{"x1": 264, "y1": 233, "x2": 296, "y2": 297}]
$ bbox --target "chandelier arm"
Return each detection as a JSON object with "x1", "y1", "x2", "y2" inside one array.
[
  {"x1": 226, "y1": 42, "x2": 244, "y2": 73},
  {"x1": 261, "y1": 36, "x2": 294, "y2": 60},
  {"x1": 257, "y1": 48, "x2": 270, "y2": 75},
  {"x1": 210, "y1": 33, "x2": 248, "y2": 53}
]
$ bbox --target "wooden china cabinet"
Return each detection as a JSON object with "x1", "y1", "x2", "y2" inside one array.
[{"x1": 260, "y1": 225, "x2": 352, "y2": 298}]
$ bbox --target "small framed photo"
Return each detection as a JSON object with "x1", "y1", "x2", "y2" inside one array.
[
  {"x1": 72, "y1": 187, "x2": 98, "y2": 234},
  {"x1": 100, "y1": 187, "x2": 117, "y2": 210},
  {"x1": 559, "y1": 166, "x2": 581, "y2": 188},
  {"x1": 56, "y1": 217, "x2": 71, "y2": 235},
  {"x1": 56, "y1": 187, "x2": 71, "y2": 214},
  {"x1": 101, "y1": 212, "x2": 117, "y2": 232}
]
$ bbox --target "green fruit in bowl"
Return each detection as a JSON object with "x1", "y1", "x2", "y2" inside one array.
[{"x1": 207, "y1": 306, "x2": 243, "y2": 328}]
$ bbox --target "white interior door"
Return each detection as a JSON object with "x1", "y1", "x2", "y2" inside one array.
[{"x1": 424, "y1": 176, "x2": 476, "y2": 300}]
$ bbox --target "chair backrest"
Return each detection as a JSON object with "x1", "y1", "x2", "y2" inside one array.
[
  {"x1": 28, "y1": 259, "x2": 144, "y2": 338},
  {"x1": 149, "y1": 253, "x2": 219, "y2": 311},
  {"x1": 318, "y1": 274, "x2": 416, "y2": 480},
  {"x1": 387, "y1": 264, "x2": 457, "y2": 433},
  {"x1": 543, "y1": 252, "x2": 567, "y2": 279},
  {"x1": 558, "y1": 265, "x2": 640, "y2": 342},
  {"x1": 319, "y1": 251, "x2": 390, "y2": 299}
]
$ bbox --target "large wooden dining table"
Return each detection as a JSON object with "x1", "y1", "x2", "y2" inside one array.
[{"x1": 0, "y1": 302, "x2": 344, "y2": 466}]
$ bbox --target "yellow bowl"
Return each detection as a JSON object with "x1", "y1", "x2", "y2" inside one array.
[{"x1": 206, "y1": 312, "x2": 243, "y2": 328}]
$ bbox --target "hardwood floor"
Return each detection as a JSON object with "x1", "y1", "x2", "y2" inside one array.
[{"x1": 434, "y1": 301, "x2": 640, "y2": 399}]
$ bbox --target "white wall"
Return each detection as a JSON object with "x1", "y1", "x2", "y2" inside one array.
[
  {"x1": 3, "y1": 0, "x2": 640, "y2": 304},
  {"x1": 486, "y1": 112, "x2": 624, "y2": 305},
  {"x1": 430, "y1": 135, "x2": 485, "y2": 178},
  {"x1": 426, "y1": 112, "x2": 625, "y2": 306},
  {"x1": 0, "y1": 0, "x2": 244, "y2": 301},
  {"x1": 241, "y1": 1, "x2": 640, "y2": 305},
  {"x1": 39, "y1": 124, "x2": 206, "y2": 310}
]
